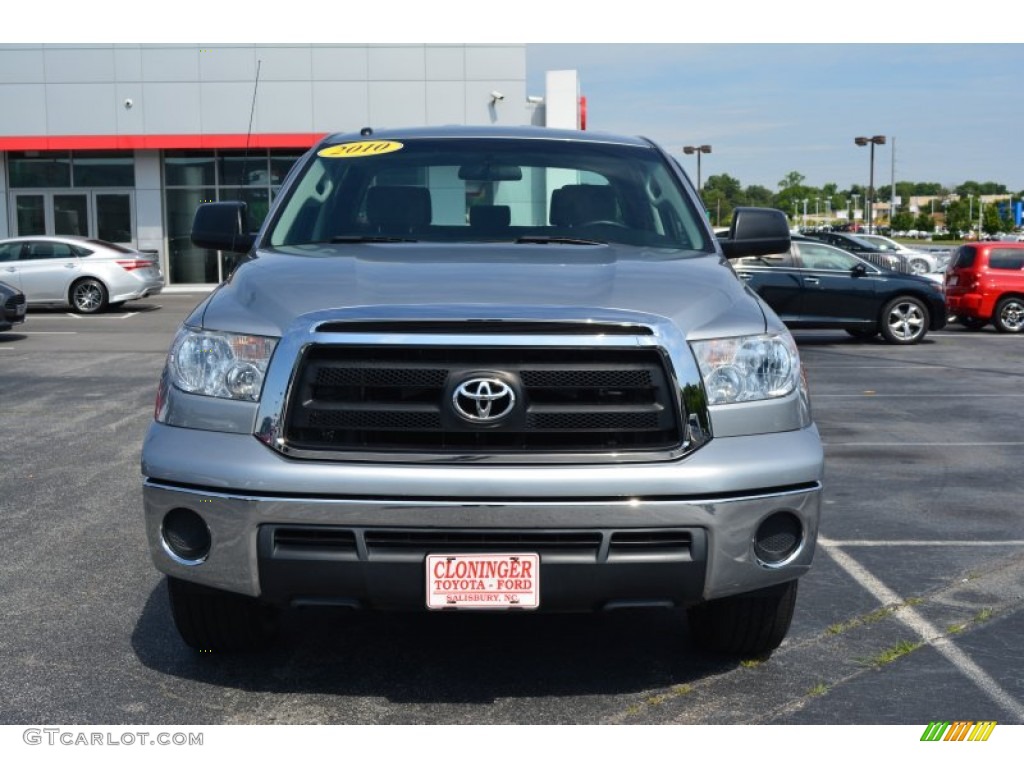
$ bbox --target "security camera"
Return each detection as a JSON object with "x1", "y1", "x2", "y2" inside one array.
[
  {"x1": 490, "y1": 91, "x2": 505, "y2": 103},
  {"x1": 124, "y1": 98, "x2": 134, "y2": 109}
]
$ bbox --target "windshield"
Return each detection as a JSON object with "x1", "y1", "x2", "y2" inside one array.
[{"x1": 265, "y1": 137, "x2": 709, "y2": 252}]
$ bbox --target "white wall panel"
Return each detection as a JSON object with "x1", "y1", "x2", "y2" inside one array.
[
  {"x1": 254, "y1": 82, "x2": 315, "y2": 133},
  {"x1": 43, "y1": 47, "x2": 115, "y2": 83},
  {"x1": 141, "y1": 47, "x2": 200, "y2": 83},
  {"x1": 46, "y1": 84, "x2": 118, "y2": 135},
  {"x1": 368, "y1": 46, "x2": 426, "y2": 81},
  {"x1": 257, "y1": 46, "x2": 313, "y2": 81},
  {"x1": 0, "y1": 48, "x2": 44, "y2": 84},
  {"x1": 311, "y1": 46, "x2": 368, "y2": 81},
  {"x1": 425, "y1": 82, "x2": 466, "y2": 125},
  {"x1": 368, "y1": 81, "x2": 427, "y2": 128},
  {"x1": 141, "y1": 83, "x2": 202, "y2": 133},
  {"x1": 198, "y1": 46, "x2": 257, "y2": 82},
  {"x1": 312, "y1": 82, "x2": 369, "y2": 133},
  {"x1": 0, "y1": 85, "x2": 47, "y2": 134},
  {"x1": 425, "y1": 47, "x2": 465, "y2": 81},
  {"x1": 114, "y1": 46, "x2": 143, "y2": 81},
  {"x1": 465, "y1": 46, "x2": 526, "y2": 80},
  {"x1": 200, "y1": 82, "x2": 262, "y2": 134}
]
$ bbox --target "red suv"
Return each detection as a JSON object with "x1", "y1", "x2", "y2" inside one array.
[{"x1": 946, "y1": 243, "x2": 1024, "y2": 332}]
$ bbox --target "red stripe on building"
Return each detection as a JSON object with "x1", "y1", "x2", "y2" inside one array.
[{"x1": 0, "y1": 133, "x2": 328, "y2": 151}]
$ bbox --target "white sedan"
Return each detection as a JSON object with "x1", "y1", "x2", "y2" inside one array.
[
  {"x1": 0, "y1": 236, "x2": 163, "y2": 314},
  {"x1": 856, "y1": 234, "x2": 944, "y2": 274}
]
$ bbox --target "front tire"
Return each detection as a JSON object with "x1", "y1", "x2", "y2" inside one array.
[
  {"x1": 993, "y1": 296, "x2": 1024, "y2": 333},
  {"x1": 167, "y1": 577, "x2": 279, "y2": 652},
  {"x1": 879, "y1": 296, "x2": 929, "y2": 344},
  {"x1": 70, "y1": 278, "x2": 108, "y2": 314},
  {"x1": 687, "y1": 580, "x2": 798, "y2": 658}
]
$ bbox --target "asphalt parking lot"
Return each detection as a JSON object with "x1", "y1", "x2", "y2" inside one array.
[{"x1": 1, "y1": 294, "x2": 1022, "y2": 728}]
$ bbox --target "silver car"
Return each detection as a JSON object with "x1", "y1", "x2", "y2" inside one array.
[
  {"x1": 143, "y1": 125, "x2": 823, "y2": 658},
  {"x1": 856, "y1": 234, "x2": 943, "y2": 274},
  {"x1": 0, "y1": 236, "x2": 164, "y2": 314}
]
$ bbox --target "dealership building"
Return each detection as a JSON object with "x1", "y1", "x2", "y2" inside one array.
[{"x1": 0, "y1": 44, "x2": 581, "y2": 285}]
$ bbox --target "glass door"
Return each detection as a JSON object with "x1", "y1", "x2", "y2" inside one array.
[
  {"x1": 9, "y1": 191, "x2": 134, "y2": 244},
  {"x1": 14, "y1": 194, "x2": 48, "y2": 235},
  {"x1": 54, "y1": 193, "x2": 89, "y2": 236},
  {"x1": 94, "y1": 193, "x2": 133, "y2": 243}
]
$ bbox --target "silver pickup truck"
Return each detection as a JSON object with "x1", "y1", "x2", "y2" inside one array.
[{"x1": 142, "y1": 125, "x2": 823, "y2": 657}]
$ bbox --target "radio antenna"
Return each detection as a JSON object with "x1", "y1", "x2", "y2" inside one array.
[{"x1": 240, "y1": 59, "x2": 262, "y2": 188}]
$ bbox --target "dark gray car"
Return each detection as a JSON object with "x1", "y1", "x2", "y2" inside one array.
[{"x1": 142, "y1": 126, "x2": 823, "y2": 659}]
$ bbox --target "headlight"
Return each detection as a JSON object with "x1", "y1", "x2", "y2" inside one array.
[
  {"x1": 690, "y1": 334, "x2": 801, "y2": 405},
  {"x1": 167, "y1": 327, "x2": 278, "y2": 401}
]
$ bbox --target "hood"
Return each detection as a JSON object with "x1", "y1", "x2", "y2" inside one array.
[{"x1": 196, "y1": 242, "x2": 769, "y2": 339}]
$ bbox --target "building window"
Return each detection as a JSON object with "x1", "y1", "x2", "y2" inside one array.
[
  {"x1": 163, "y1": 149, "x2": 302, "y2": 284},
  {"x1": 8, "y1": 152, "x2": 72, "y2": 188},
  {"x1": 7, "y1": 151, "x2": 134, "y2": 188}
]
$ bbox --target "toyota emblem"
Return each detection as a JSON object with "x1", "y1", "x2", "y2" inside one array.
[{"x1": 452, "y1": 377, "x2": 516, "y2": 423}]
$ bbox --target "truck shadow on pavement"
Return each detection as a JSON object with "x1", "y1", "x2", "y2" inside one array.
[{"x1": 131, "y1": 581, "x2": 737, "y2": 707}]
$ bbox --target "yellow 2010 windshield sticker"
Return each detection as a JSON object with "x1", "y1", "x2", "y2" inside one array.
[{"x1": 318, "y1": 141, "x2": 404, "y2": 158}]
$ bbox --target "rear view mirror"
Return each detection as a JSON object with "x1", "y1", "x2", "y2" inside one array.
[
  {"x1": 458, "y1": 163, "x2": 523, "y2": 182},
  {"x1": 719, "y1": 207, "x2": 791, "y2": 258},
  {"x1": 191, "y1": 202, "x2": 256, "y2": 254}
]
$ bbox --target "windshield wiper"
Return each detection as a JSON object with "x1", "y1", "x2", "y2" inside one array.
[
  {"x1": 514, "y1": 235, "x2": 606, "y2": 246},
  {"x1": 329, "y1": 235, "x2": 418, "y2": 243}
]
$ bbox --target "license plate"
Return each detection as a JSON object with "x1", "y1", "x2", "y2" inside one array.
[{"x1": 426, "y1": 553, "x2": 540, "y2": 609}]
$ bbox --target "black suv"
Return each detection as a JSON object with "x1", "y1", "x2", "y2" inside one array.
[{"x1": 732, "y1": 236, "x2": 947, "y2": 344}]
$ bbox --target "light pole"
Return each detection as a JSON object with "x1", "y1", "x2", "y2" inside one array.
[
  {"x1": 682, "y1": 144, "x2": 712, "y2": 192},
  {"x1": 851, "y1": 193, "x2": 860, "y2": 229},
  {"x1": 855, "y1": 135, "x2": 886, "y2": 234},
  {"x1": 802, "y1": 199, "x2": 808, "y2": 230}
]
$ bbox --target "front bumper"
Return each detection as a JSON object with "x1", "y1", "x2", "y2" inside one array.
[{"x1": 143, "y1": 423, "x2": 823, "y2": 608}]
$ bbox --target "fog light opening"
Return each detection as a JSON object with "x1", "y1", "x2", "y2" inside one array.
[
  {"x1": 753, "y1": 511, "x2": 803, "y2": 568},
  {"x1": 161, "y1": 508, "x2": 212, "y2": 565}
]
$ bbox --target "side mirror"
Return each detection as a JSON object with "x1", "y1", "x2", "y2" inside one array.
[
  {"x1": 852, "y1": 263, "x2": 868, "y2": 277},
  {"x1": 719, "y1": 207, "x2": 792, "y2": 258},
  {"x1": 191, "y1": 202, "x2": 256, "y2": 254}
]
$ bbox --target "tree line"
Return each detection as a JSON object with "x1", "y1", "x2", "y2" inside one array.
[{"x1": 700, "y1": 172, "x2": 1019, "y2": 235}]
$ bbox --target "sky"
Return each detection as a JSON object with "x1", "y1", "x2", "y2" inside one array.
[
  {"x1": 526, "y1": 43, "x2": 1024, "y2": 194},
  {"x1": 10, "y1": 1, "x2": 1024, "y2": 198}
]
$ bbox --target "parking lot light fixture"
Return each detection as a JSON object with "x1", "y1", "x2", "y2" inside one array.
[
  {"x1": 682, "y1": 144, "x2": 712, "y2": 192},
  {"x1": 855, "y1": 135, "x2": 886, "y2": 233}
]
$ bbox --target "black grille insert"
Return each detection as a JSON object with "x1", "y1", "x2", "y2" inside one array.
[
  {"x1": 284, "y1": 345, "x2": 682, "y2": 455},
  {"x1": 266, "y1": 526, "x2": 696, "y2": 563}
]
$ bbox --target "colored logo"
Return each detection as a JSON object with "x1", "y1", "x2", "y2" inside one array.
[
  {"x1": 920, "y1": 721, "x2": 997, "y2": 742},
  {"x1": 318, "y1": 141, "x2": 404, "y2": 158}
]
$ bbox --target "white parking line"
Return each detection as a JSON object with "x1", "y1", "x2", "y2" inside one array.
[
  {"x1": 819, "y1": 538, "x2": 1024, "y2": 720},
  {"x1": 17, "y1": 331, "x2": 78, "y2": 335},
  {"x1": 824, "y1": 441, "x2": 1024, "y2": 447},
  {"x1": 825, "y1": 540, "x2": 1024, "y2": 547},
  {"x1": 65, "y1": 313, "x2": 137, "y2": 319},
  {"x1": 815, "y1": 397, "x2": 1024, "y2": 403}
]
